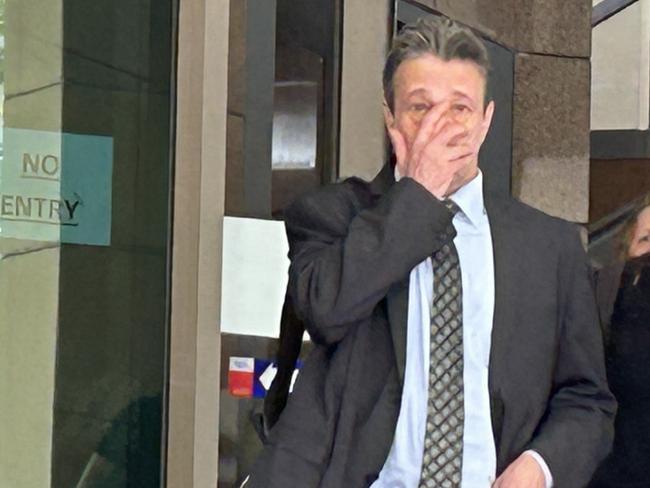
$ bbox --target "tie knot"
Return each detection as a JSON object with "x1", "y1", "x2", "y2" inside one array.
[{"x1": 444, "y1": 199, "x2": 461, "y2": 217}]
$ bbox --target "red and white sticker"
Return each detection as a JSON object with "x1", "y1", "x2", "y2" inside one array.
[{"x1": 228, "y1": 357, "x2": 255, "y2": 398}]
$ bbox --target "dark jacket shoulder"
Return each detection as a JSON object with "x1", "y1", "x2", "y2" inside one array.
[
  {"x1": 494, "y1": 196, "x2": 585, "y2": 249},
  {"x1": 284, "y1": 176, "x2": 380, "y2": 235}
]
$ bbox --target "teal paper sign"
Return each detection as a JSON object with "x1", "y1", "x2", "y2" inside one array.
[{"x1": 0, "y1": 128, "x2": 113, "y2": 245}]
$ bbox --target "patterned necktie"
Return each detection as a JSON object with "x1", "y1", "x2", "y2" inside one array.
[{"x1": 419, "y1": 199, "x2": 464, "y2": 488}]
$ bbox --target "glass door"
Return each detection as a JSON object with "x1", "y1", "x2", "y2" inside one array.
[{"x1": 0, "y1": 1, "x2": 176, "y2": 486}]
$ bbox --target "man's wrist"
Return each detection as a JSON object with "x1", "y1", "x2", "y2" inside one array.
[{"x1": 523, "y1": 450, "x2": 553, "y2": 488}]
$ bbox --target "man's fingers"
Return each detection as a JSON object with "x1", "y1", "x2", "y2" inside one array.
[
  {"x1": 387, "y1": 127, "x2": 407, "y2": 168},
  {"x1": 432, "y1": 109, "x2": 452, "y2": 136},
  {"x1": 446, "y1": 144, "x2": 475, "y2": 162},
  {"x1": 492, "y1": 472, "x2": 508, "y2": 488},
  {"x1": 411, "y1": 101, "x2": 451, "y2": 157},
  {"x1": 413, "y1": 122, "x2": 466, "y2": 172},
  {"x1": 435, "y1": 121, "x2": 467, "y2": 147},
  {"x1": 446, "y1": 154, "x2": 474, "y2": 181}
]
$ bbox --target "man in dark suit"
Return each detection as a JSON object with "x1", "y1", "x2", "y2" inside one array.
[{"x1": 247, "y1": 16, "x2": 615, "y2": 488}]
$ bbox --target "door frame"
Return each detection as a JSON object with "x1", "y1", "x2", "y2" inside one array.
[{"x1": 166, "y1": 0, "x2": 229, "y2": 486}]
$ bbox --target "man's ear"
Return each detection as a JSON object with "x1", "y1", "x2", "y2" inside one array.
[
  {"x1": 383, "y1": 98, "x2": 395, "y2": 129},
  {"x1": 478, "y1": 100, "x2": 495, "y2": 144}
]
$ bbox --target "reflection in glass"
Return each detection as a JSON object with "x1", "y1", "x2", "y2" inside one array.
[
  {"x1": 272, "y1": 81, "x2": 318, "y2": 170},
  {"x1": 0, "y1": 0, "x2": 4, "y2": 161}
]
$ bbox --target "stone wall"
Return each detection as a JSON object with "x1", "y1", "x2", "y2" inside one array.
[{"x1": 415, "y1": 0, "x2": 593, "y2": 222}]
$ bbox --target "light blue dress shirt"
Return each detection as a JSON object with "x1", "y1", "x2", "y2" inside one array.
[{"x1": 372, "y1": 172, "x2": 551, "y2": 488}]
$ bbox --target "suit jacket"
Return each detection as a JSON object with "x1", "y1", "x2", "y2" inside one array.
[{"x1": 248, "y1": 163, "x2": 616, "y2": 488}]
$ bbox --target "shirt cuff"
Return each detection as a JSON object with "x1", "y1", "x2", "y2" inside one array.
[{"x1": 523, "y1": 450, "x2": 553, "y2": 488}]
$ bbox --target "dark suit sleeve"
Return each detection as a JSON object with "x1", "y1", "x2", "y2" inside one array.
[
  {"x1": 284, "y1": 177, "x2": 453, "y2": 346},
  {"x1": 527, "y1": 225, "x2": 617, "y2": 487}
]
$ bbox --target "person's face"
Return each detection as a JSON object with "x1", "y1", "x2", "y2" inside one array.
[
  {"x1": 384, "y1": 53, "x2": 494, "y2": 178},
  {"x1": 629, "y1": 206, "x2": 650, "y2": 258}
]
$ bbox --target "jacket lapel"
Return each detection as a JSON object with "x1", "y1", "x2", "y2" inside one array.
[
  {"x1": 376, "y1": 171, "x2": 521, "y2": 459},
  {"x1": 370, "y1": 161, "x2": 410, "y2": 385},
  {"x1": 484, "y1": 196, "x2": 520, "y2": 457},
  {"x1": 387, "y1": 279, "x2": 409, "y2": 385},
  {"x1": 368, "y1": 159, "x2": 396, "y2": 197}
]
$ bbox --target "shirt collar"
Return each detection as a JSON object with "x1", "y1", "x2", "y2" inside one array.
[
  {"x1": 394, "y1": 166, "x2": 486, "y2": 228},
  {"x1": 448, "y1": 170, "x2": 486, "y2": 228}
]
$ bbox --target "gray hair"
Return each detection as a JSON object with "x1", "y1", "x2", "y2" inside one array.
[{"x1": 383, "y1": 17, "x2": 491, "y2": 112}]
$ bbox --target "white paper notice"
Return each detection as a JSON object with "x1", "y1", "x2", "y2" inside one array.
[{"x1": 220, "y1": 216, "x2": 290, "y2": 338}]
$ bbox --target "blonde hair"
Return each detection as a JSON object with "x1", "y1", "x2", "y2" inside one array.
[{"x1": 620, "y1": 194, "x2": 650, "y2": 259}]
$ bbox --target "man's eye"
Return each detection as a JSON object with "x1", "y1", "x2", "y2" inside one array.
[
  {"x1": 452, "y1": 104, "x2": 470, "y2": 113},
  {"x1": 411, "y1": 103, "x2": 430, "y2": 112}
]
